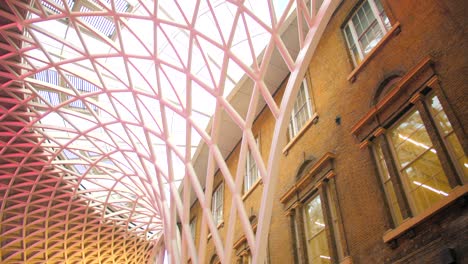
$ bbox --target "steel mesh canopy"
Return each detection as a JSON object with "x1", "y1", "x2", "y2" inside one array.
[{"x1": 0, "y1": 0, "x2": 339, "y2": 262}]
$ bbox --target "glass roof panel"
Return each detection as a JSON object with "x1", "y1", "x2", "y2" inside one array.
[{"x1": 3, "y1": 0, "x2": 330, "y2": 249}]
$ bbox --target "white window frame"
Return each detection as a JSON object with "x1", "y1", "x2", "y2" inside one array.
[
  {"x1": 289, "y1": 77, "x2": 314, "y2": 140},
  {"x1": 189, "y1": 217, "x2": 196, "y2": 240},
  {"x1": 244, "y1": 137, "x2": 260, "y2": 194},
  {"x1": 211, "y1": 184, "x2": 224, "y2": 226},
  {"x1": 343, "y1": 0, "x2": 391, "y2": 66}
]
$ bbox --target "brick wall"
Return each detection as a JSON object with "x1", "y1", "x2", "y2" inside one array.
[{"x1": 190, "y1": 0, "x2": 468, "y2": 263}]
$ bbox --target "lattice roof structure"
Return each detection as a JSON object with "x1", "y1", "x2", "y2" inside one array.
[{"x1": 0, "y1": 0, "x2": 340, "y2": 263}]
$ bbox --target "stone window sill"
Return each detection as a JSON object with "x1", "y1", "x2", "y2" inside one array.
[
  {"x1": 207, "y1": 221, "x2": 224, "y2": 241},
  {"x1": 383, "y1": 184, "x2": 467, "y2": 243},
  {"x1": 283, "y1": 113, "x2": 319, "y2": 155},
  {"x1": 347, "y1": 22, "x2": 401, "y2": 83},
  {"x1": 242, "y1": 179, "x2": 263, "y2": 201}
]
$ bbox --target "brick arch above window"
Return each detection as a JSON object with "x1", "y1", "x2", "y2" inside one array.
[
  {"x1": 294, "y1": 155, "x2": 317, "y2": 180},
  {"x1": 372, "y1": 75, "x2": 403, "y2": 106},
  {"x1": 281, "y1": 153, "x2": 335, "y2": 204},
  {"x1": 351, "y1": 57, "x2": 438, "y2": 143}
]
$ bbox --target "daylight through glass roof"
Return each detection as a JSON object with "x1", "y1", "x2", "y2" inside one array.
[{"x1": 0, "y1": 0, "x2": 340, "y2": 262}]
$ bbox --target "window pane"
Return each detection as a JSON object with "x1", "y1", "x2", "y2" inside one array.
[
  {"x1": 304, "y1": 196, "x2": 330, "y2": 263},
  {"x1": 38, "y1": 90, "x2": 61, "y2": 106},
  {"x1": 374, "y1": 0, "x2": 391, "y2": 30},
  {"x1": 429, "y1": 96, "x2": 453, "y2": 135},
  {"x1": 374, "y1": 142, "x2": 403, "y2": 224},
  {"x1": 447, "y1": 133, "x2": 468, "y2": 181},
  {"x1": 212, "y1": 185, "x2": 223, "y2": 225},
  {"x1": 352, "y1": 2, "x2": 373, "y2": 36},
  {"x1": 390, "y1": 111, "x2": 433, "y2": 168},
  {"x1": 390, "y1": 111, "x2": 452, "y2": 215},
  {"x1": 384, "y1": 181, "x2": 404, "y2": 224},
  {"x1": 405, "y1": 160, "x2": 450, "y2": 214},
  {"x1": 361, "y1": 22, "x2": 384, "y2": 55},
  {"x1": 289, "y1": 79, "x2": 313, "y2": 139},
  {"x1": 244, "y1": 138, "x2": 259, "y2": 193},
  {"x1": 428, "y1": 95, "x2": 467, "y2": 181},
  {"x1": 327, "y1": 180, "x2": 344, "y2": 260},
  {"x1": 344, "y1": 0, "x2": 391, "y2": 64},
  {"x1": 344, "y1": 25, "x2": 361, "y2": 65}
]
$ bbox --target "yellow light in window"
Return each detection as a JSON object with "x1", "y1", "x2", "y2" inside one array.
[
  {"x1": 413, "y1": 181, "x2": 448, "y2": 196},
  {"x1": 314, "y1": 221, "x2": 325, "y2": 227},
  {"x1": 399, "y1": 134, "x2": 436, "y2": 154}
]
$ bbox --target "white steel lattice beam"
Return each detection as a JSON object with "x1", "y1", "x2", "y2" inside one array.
[
  {"x1": 0, "y1": 0, "x2": 340, "y2": 263},
  {"x1": 253, "y1": 1, "x2": 341, "y2": 262}
]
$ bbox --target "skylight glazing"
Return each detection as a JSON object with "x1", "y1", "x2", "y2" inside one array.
[{"x1": 0, "y1": 0, "x2": 340, "y2": 262}]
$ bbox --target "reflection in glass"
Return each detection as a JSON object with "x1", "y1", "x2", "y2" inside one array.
[
  {"x1": 428, "y1": 95, "x2": 467, "y2": 182},
  {"x1": 304, "y1": 195, "x2": 330, "y2": 264},
  {"x1": 343, "y1": 0, "x2": 391, "y2": 66},
  {"x1": 212, "y1": 184, "x2": 224, "y2": 225},
  {"x1": 389, "y1": 110, "x2": 452, "y2": 215},
  {"x1": 374, "y1": 140, "x2": 403, "y2": 224},
  {"x1": 244, "y1": 137, "x2": 259, "y2": 193},
  {"x1": 289, "y1": 78, "x2": 313, "y2": 140}
]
